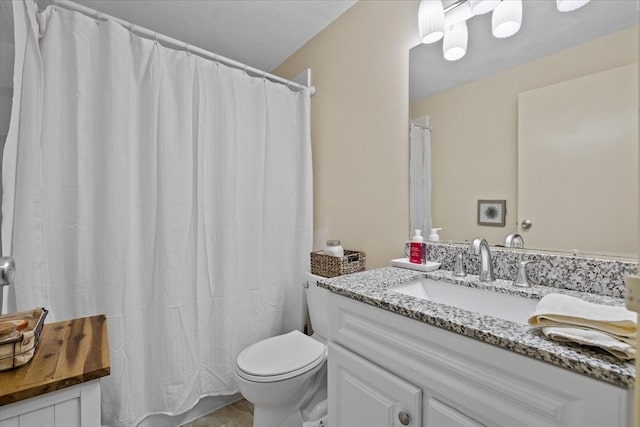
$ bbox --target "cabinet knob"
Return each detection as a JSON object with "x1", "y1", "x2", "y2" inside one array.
[
  {"x1": 520, "y1": 219, "x2": 533, "y2": 230},
  {"x1": 398, "y1": 411, "x2": 410, "y2": 425}
]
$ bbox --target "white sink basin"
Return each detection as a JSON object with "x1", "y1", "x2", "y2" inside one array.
[{"x1": 389, "y1": 278, "x2": 538, "y2": 324}]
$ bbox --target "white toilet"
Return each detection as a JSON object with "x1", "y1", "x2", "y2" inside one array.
[{"x1": 234, "y1": 273, "x2": 329, "y2": 427}]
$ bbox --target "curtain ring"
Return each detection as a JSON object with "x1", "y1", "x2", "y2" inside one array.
[
  {"x1": 129, "y1": 23, "x2": 136, "y2": 35},
  {"x1": 213, "y1": 54, "x2": 220, "y2": 67},
  {"x1": 96, "y1": 12, "x2": 103, "y2": 25},
  {"x1": 185, "y1": 43, "x2": 191, "y2": 56},
  {"x1": 154, "y1": 33, "x2": 159, "y2": 45}
]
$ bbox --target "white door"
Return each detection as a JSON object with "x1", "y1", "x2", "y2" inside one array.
[
  {"x1": 329, "y1": 343, "x2": 422, "y2": 427},
  {"x1": 517, "y1": 63, "x2": 638, "y2": 257}
]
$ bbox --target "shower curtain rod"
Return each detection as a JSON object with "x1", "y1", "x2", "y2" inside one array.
[{"x1": 50, "y1": 0, "x2": 316, "y2": 96}]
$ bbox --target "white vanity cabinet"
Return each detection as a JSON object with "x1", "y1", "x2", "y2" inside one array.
[
  {"x1": 327, "y1": 293, "x2": 633, "y2": 427},
  {"x1": 0, "y1": 381, "x2": 101, "y2": 427},
  {"x1": 330, "y1": 343, "x2": 422, "y2": 426}
]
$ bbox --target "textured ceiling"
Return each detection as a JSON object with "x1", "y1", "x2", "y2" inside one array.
[
  {"x1": 410, "y1": 0, "x2": 639, "y2": 99},
  {"x1": 51, "y1": 0, "x2": 358, "y2": 72}
]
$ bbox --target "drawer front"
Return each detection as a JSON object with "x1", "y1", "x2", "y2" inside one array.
[{"x1": 328, "y1": 294, "x2": 631, "y2": 427}]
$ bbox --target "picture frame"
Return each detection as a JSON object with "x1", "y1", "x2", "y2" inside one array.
[{"x1": 477, "y1": 199, "x2": 506, "y2": 227}]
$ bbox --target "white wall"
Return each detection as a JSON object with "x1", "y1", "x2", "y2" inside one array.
[{"x1": 275, "y1": 1, "x2": 420, "y2": 269}]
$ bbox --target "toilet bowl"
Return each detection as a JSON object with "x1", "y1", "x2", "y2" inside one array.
[{"x1": 234, "y1": 273, "x2": 329, "y2": 427}]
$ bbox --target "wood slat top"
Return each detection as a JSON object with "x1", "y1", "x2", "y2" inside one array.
[{"x1": 0, "y1": 314, "x2": 110, "y2": 405}]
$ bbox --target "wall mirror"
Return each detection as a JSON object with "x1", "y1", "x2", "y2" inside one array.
[{"x1": 409, "y1": 0, "x2": 639, "y2": 259}]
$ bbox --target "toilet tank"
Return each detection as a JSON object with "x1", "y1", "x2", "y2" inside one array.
[{"x1": 305, "y1": 273, "x2": 328, "y2": 341}]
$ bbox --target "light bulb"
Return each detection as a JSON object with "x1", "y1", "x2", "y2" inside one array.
[
  {"x1": 418, "y1": 0, "x2": 445, "y2": 44},
  {"x1": 492, "y1": 0, "x2": 522, "y2": 39},
  {"x1": 443, "y1": 21, "x2": 468, "y2": 61},
  {"x1": 469, "y1": 0, "x2": 501, "y2": 15},
  {"x1": 556, "y1": 0, "x2": 590, "y2": 12}
]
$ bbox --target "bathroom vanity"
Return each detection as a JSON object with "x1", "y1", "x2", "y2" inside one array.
[
  {"x1": 319, "y1": 263, "x2": 635, "y2": 427},
  {"x1": 0, "y1": 315, "x2": 110, "y2": 427}
]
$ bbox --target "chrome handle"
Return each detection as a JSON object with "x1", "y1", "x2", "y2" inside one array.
[
  {"x1": 398, "y1": 411, "x2": 410, "y2": 425},
  {"x1": 513, "y1": 260, "x2": 541, "y2": 287},
  {"x1": 520, "y1": 219, "x2": 532, "y2": 230},
  {"x1": 453, "y1": 252, "x2": 466, "y2": 277},
  {"x1": 0, "y1": 257, "x2": 15, "y2": 287}
]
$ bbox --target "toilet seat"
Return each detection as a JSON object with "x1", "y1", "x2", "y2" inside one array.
[{"x1": 236, "y1": 330, "x2": 327, "y2": 383}]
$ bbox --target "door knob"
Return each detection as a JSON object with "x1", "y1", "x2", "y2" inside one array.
[
  {"x1": 520, "y1": 219, "x2": 532, "y2": 230},
  {"x1": 398, "y1": 411, "x2": 410, "y2": 425}
]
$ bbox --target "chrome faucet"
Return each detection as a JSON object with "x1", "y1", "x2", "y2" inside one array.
[
  {"x1": 469, "y1": 238, "x2": 495, "y2": 282},
  {"x1": 504, "y1": 233, "x2": 524, "y2": 248}
]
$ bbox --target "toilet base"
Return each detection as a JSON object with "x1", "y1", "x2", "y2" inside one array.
[
  {"x1": 253, "y1": 397, "x2": 328, "y2": 427},
  {"x1": 239, "y1": 364, "x2": 327, "y2": 427}
]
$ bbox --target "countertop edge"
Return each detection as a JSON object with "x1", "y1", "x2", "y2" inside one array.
[{"x1": 0, "y1": 365, "x2": 111, "y2": 406}]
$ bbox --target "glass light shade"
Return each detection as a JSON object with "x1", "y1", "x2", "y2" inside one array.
[
  {"x1": 556, "y1": 0, "x2": 590, "y2": 12},
  {"x1": 469, "y1": 0, "x2": 501, "y2": 15},
  {"x1": 492, "y1": 0, "x2": 522, "y2": 38},
  {"x1": 443, "y1": 21, "x2": 468, "y2": 61},
  {"x1": 418, "y1": 0, "x2": 445, "y2": 44}
]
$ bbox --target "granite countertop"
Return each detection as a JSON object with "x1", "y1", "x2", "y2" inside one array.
[{"x1": 318, "y1": 267, "x2": 635, "y2": 388}]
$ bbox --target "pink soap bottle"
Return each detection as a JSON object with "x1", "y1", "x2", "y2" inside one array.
[{"x1": 409, "y1": 229, "x2": 424, "y2": 264}]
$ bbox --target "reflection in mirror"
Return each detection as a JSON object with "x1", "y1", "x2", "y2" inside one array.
[{"x1": 409, "y1": 1, "x2": 638, "y2": 258}]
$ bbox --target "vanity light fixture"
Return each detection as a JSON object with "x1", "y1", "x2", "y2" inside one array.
[
  {"x1": 469, "y1": 0, "x2": 500, "y2": 15},
  {"x1": 419, "y1": 0, "x2": 590, "y2": 61},
  {"x1": 418, "y1": 0, "x2": 445, "y2": 44},
  {"x1": 443, "y1": 21, "x2": 468, "y2": 61},
  {"x1": 556, "y1": 0, "x2": 590, "y2": 12},
  {"x1": 492, "y1": 0, "x2": 522, "y2": 39}
]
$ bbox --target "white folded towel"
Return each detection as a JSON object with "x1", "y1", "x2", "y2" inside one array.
[
  {"x1": 528, "y1": 294, "x2": 636, "y2": 340},
  {"x1": 542, "y1": 326, "x2": 636, "y2": 360}
]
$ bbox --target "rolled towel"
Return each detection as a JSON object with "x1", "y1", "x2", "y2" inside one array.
[
  {"x1": 542, "y1": 326, "x2": 636, "y2": 360},
  {"x1": 528, "y1": 294, "x2": 636, "y2": 340}
]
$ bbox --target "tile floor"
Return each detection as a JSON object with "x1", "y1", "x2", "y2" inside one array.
[{"x1": 182, "y1": 399, "x2": 254, "y2": 427}]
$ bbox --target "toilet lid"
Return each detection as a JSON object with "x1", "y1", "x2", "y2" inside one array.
[{"x1": 236, "y1": 330, "x2": 326, "y2": 380}]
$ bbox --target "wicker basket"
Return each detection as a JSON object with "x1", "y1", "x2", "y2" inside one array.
[
  {"x1": 310, "y1": 250, "x2": 366, "y2": 278},
  {"x1": 0, "y1": 307, "x2": 48, "y2": 372}
]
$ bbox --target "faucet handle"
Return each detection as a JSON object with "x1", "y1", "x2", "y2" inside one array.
[
  {"x1": 453, "y1": 252, "x2": 466, "y2": 277},
  {"x1": 513, "y1": 260, "x2": 539, "y2": 288}
]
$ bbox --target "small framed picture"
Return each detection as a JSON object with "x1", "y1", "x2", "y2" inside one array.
[{"x1": 477, "y1": 199, "x2": 506, "y2": 227}]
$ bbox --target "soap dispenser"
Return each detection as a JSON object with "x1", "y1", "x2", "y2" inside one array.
[
  {"x1": 428, "y1": 228, "x2": 442, "y2": 241},
  {"x1": 409, "y1": 229, "x2": 424, "y2": 264}
]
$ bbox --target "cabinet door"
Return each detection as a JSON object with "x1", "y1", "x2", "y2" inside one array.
[
  {"x1": 0, "y1": 381, "x2": 100, "y2": 427},
  {"x1": 329, "y1": 343, "x2": 422, "y2": 427},
  {"x1": 427, "y1": 398, "x2": 484, "y2": 427}
]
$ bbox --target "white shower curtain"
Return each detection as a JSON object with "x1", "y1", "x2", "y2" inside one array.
[
  {"x1": 409, "y1": 122, "x2": 432, "y2": 236},
  {"x1": 4, "y1": 2, "x2": 312, "y2": 425}
]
